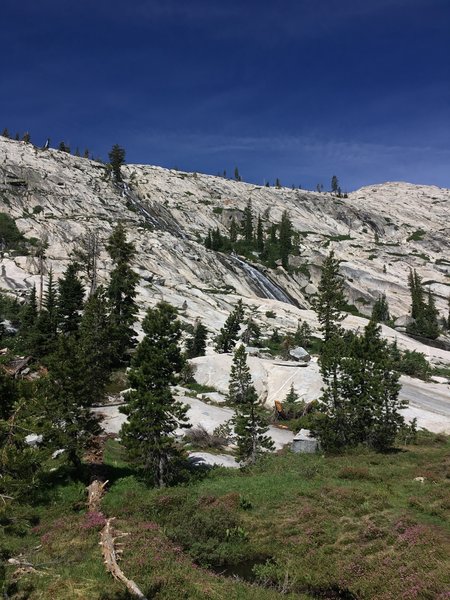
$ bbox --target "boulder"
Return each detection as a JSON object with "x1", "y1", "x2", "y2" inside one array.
[
  {"x1": 292, "y1": 429, "x2": 318, "y2": 454},
  {"x1": 394, "y1": 315, "x2": 414, "y2": 328},
  {"x1": 289, "y1": 346, "x2": 311, "y2": 362}
]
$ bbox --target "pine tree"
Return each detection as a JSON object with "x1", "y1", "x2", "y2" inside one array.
[
  {"x1": 242, "y1": 200, "x2": 253, "y2": 242},
  {"x1": 279, "y1": 210, "x2": 292, "y2": 269},
  {"x1": 22, "y1": 132, "x2": 31, "y2": 143},
  {"x1": 215, "y1": 299, "x2": 245, "y2": 353},
  {"x1": 371, "y1": 293, "x2": 390, "y2": 323},
  {"x1": 120, "y1": 303, "x2": 190, "y2": 486},
  {"x1": 229, "y1": 345, "x2": 274, "y2": 465},
  {"x1": 204, "y1": 230, "x2": 212, "y2": 249},
  {"x1": 408, "y1": 269, "x2": 424, "y2": 320},
  {"x1": 275, "y1": 178, "x2": 281, "y2": 188},
  {"x1": 34, "y1": 270, "x2": 58, "y2": 357},
  {"x1": 106, "y1": 223, "x2": 139, "y2": 363},
  {"x1": 331, "y1": 175, "x2": 339, "y2": 194},
  {"x1": 185, "y1": 319, "x2": 208, "y2": 358},
  {"x1": 78, "y1": 286, "x2": 114, "y2": 405},
  {"x1": 39, "y1": 334, "x2": 101, "y2": 469},
  {"x1": 205, "y1": 229, "x2": 212, "y2": 250},
  {"x1": 313, "y1": 251, "x2": 345, "y2": 342},
  {"x1": 407, "y1": 270, "x2": 440, "y2": 339},
  {"x1": 57, "y1": 262, "x2": 85, "y2": 334},
  {"x1": 294, "y1": 320, "x2": 312, "y2": 348},
  {"x1": 256, "y1": 216, "x2": 264, "y2": 252},
  {"x1": 313, "y1": 321, "x2": 404, "y2": 452},
  {"x1": 108, "y1": 144, "x2": 126, "y2": 182},
  {"x1": 0, "y1": 375, "x2": 45, "y2": 499},
  {"x1": 283, "y1": 384, "x2": 305, "y2": 419},
  {"x1": 241, "y1": 317, "x2": 261, "y2": 346},
  {"x1": 20, "y1": 285, "x2": 38, "y2": 352},
  {"x1": 58, "y1": 141, "x2": 70, "y2": 153},
  {"x1": 72, "y1": 231, "x2": 100, "y2": 296},
  {"x1": 229, "y1": 218, "x2": 238, "y2": 243},
  {"x1": 2, "y1": 128, "x2": 9, "y2": 138},
  {"x1": 234, "y1": 167, "x2": 241, "y2": 182}
]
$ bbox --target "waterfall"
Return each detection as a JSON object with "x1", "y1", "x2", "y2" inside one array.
[{"x1": 226, "y1": 255, "x2": 297, "y2": 306}]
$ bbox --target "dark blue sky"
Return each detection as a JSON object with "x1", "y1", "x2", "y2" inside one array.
[{"x1": 1, "y1": 0, "x2": 449, "y2": 190}]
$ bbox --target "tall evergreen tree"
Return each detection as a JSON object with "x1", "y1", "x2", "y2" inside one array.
[
  {"x1": 57, "y1": 262, "x2": 85, "y2": 334},
  {"x1": 279, "y1": 211, "x2": 293, "y2": 269},
  {"x1": 313, "y1": 251, "x2": 345, "y2": 342},
  {"x1": 39, "y1": 334, "x2": 101, "y2": 469},
  {"x1": 241, "y1": 200, "x2": 254, "y2": 243},
  {"x1": 106, "y1": 223, "x2": 139, "y2": 363},
  {"x1": 228, "y1": 345, "x2": 274, "y2": 465},
  {"x1": 256, "y1": 215, "x2": 264, "y2": 252},
  {"x1": 371, "y1": 293, "x2": 390, "y2": 323},
  {"x1": 20, "y1": 285, "x2": 38, "y2": 352},
  {"x1": 331, "y1": 175, "x2": 339, "y2": 194},
  {"x1": 108, "y1": 144, "x2": 126, "y2": 182},
  {"x1": 234, "y1": 166, "x2": 241, "y2": 181},
  {"x1": 313, "y1": 321, "x2": 404, "y2": 452},
  {"x1": 229, "y1": 218, "x2": 238, "y2": 243},
  {"x1": 185, "y1": 319, "x2": 208, "y2": 359},
  {"x1": 120, "y1": 303, "x2": 190, "y2": 486},
  {"x1": 215, "y1": 299, "x2": 245, "y2": 353},
  {"x1": 34, "y1": 269, "x2": 58, "y2": 357},
  {"x1": 78, "y1": 286, "x2": 114, "y2": 405}
]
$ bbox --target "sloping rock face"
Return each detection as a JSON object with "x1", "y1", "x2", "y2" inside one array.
[{"x1": 1, "y1": 136, "x2": 449, "y2": 346}]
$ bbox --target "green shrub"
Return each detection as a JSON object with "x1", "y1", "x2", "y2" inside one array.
[{"x1": 397, "y1": 350, "x2": 431, "y2": 380}]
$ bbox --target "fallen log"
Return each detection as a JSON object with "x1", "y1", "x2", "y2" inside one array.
[
  {"x1": 86, "y1": 480, "x2": 108, "y2": 512},
  {"x1": 100, "y1": 518, "x2": 147, "y2": 600}
]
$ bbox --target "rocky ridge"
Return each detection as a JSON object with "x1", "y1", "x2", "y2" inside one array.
[{"x1": 1, "y1": 137, "x2": 450, "y2": 432}]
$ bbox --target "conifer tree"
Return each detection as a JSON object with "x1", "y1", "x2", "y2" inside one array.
[
  {"x1": 2, "y1": 128, "x2": 9, "y2": 138},
  {"x1": 34, "y1": 270, "x2": 58, "y2": 357},
  {"x1": 204, "y1": 230, "x2": 212, "y2": 249},
  {"x1": 78, "y1": 286, "x2": 114, "y2": 404},
  {"x1": 120, "y1": 302, "x2": 190, "y2": 486},
  {"x1": 20, "y1": 285, "x2": 38, "y2": 351},
  {"x1": 185, "y1": 319, "x2": 208, "y2": 359},
  {"x1": 22, "y1": 132, "x2": 31, "y2": 143},
  {"x1": 313, "y1": 251, "x2": 345, "y2": 342},
  {"x1": 279, "y1": 210, "x2": 292, "y2": 269},
  {"x1": 241, "y1": 317, "x2": 261, "y2": 346},
  {"x1": 331, "y1": 175, "x2": 338, "y2": 194},
  {"x1": 229, "y1": 218, "x2": 238, "y2": 243},
  {"x1": 256, "y1": 215, "x2": 264, "y2": 252},
  {"x1": 39, "y1": 334, "x2": 101, "y2": 469},
  {"x1": 57, "y1": 262, "x2": 84, "y2": 334},
  {"x1": 0, "y1": 375, "x2": 45, "y2": 499},
  {"x1": 234, "y1": 166, "x2": 241, "y2": 181},
  {"x1": 228, "y1": 345, "x2": 274, "y2": 465},
  {"x1": 215, "y1": 299, "x2": 245, "y2": 353},
  {"x1": 106, "y1": 223, "x2": 139, "y2": 363},
  {"x1": 294, "y1": 319, "x2": 312, "y2": 348},
  {"x1": 242, "y1": 200, "x2": 253, "y2": 243},
  {"x1": 283, "y1": 384, "x2": 305, "y2": 419},
  {"x1": 108, "y1": 144, "x2": 126, "y2": 182},
  {"x1": 72, "y1": 231, "x2": 100, "y2": 296},
  {"x1": 313, "y1": 321, "x2": 404, "y2": 452},
  {"x1": 371, "y1": 293, "x2": 390, "y2": 323}
]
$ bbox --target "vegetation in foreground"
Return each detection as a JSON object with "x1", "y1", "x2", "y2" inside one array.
[{"x1": 1, "y1": 433, "x2": 449, "y2": 599}]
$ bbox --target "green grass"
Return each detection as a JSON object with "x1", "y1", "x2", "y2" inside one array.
[
  {"x1": 407, "y1": 229, "x2": 426, "y2": 242},
  {"x1": 3, "y1": 435, "x2": 450, "y2": 599},
  {"x1": 184, "y1": 382, "x2": 218, "y2": 394}
]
